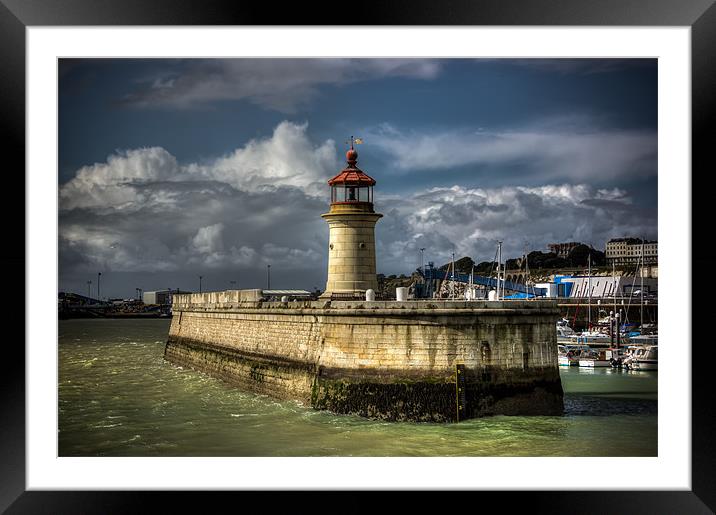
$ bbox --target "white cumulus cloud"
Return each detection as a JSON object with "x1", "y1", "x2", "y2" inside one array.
[
  {"x1": 192, "y1": 223, "x2": 225, "y2": 254},
  {"x1": 374, "y1": 184, "x2": 655, "y2": 273},
  {"x1": 187, "y1": 121, "x2": 337, "y2": 196}
]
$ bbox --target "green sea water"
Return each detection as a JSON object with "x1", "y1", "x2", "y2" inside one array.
[{"x1": 58, "y1": 319, "x2": 657, "y2": 457}]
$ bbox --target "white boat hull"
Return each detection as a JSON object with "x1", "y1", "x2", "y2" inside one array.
[
  {"x1": 625, "y1": 336, "x2": 658, "y2": 346},
  {"x1": 567, "y1": 335, "x2": 613, "y2": 348},
  {"x1": 578, "y1": 359, "x2": 612, "y2": 368},
  {"x1": 558, "y1": 356, "x2": 579, "y2": 367}
]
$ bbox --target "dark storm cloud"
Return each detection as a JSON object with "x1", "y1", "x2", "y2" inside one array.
[
  {"x1": 365, "y1": 121, "x2": 657, "y2": 183},
  {"x1": 500, "y1": 58, "x2": 656, "y2": 75},
  {"x1": 119, "y1": 59, "x2": 442, "y2": 113}
]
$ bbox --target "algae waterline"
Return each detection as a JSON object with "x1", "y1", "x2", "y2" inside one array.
[
  {"x1": 164, "y1": 290, "x2": 564, "y2": 422},
  {"x1": 58, "y1": 319, "x2": 657, "y2": 457}
]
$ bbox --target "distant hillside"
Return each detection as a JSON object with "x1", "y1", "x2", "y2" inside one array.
[
  {"x1": 377, "y1": 247, "x2": 644, "y2": 296},
  {"x1": 376, "y1": 273, "x2": 413, "y2": 298},
  {"x1": 436, "y1": 246, "x2": 607, "y2": 275}
]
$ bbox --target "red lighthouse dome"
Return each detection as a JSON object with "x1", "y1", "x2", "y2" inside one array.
[
  {"x1": 327, "y1": 145, "x2": 376, "y2": 205},
  {"x1": 328, "y1": 147, "x2": 376, "y2": 187}
]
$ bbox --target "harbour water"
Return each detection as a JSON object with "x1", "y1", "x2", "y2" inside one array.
[{"x1": 59, "y1": 319, "x2": 657, "y2": 457}]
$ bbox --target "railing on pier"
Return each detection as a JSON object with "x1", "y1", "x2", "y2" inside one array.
[{"x1": 329, "y1": 292, "x2": 395, "y2": 301}]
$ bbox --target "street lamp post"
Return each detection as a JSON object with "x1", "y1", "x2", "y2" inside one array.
[
  {"x1": 199, "y1": 275, "x2": 203, "y2": 293},
  {"x1": 267, "y1": 264, "x2": 271, "y2": 290},
  {"x1": 97, "y1": 272, "x2": 102, "y2": 301}
]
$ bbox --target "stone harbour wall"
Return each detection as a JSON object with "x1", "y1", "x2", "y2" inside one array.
[{"x1": 165, "y1": 291, "x2": 564, "y2": 422}]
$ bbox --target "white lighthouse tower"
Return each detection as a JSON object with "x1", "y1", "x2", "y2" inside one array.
[{"x1": 320, "y1": 141, "x2": 382, "y2": 298}]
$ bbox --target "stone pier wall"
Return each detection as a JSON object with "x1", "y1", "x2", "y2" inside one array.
[{"x1": 165, "y1": 291, "x2": 564, "y2": 422}]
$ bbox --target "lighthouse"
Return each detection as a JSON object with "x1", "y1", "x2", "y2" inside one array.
[{"x1": 320, "y1": 142, "x2": 382, "y2": 298}]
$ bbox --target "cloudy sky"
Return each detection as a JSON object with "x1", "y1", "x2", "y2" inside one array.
[{"x1": 59, "y1": 58, "x2": 657, "y2": 298}]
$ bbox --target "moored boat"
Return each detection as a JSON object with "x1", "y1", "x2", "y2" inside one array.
[
  {"x1": 578, "y1": 358, "x2": 611, "y2": 368},
  {"x1": 567, "y1": 330, "x2": 612, "y2": 348},
  {"x1": 577, "y1": 347, "x2": 614, "y2": 367},
  {"x1": 558, "y1": 344, "x2": 592, "y2": 366},
  {"x1": 556, "y1": 318, "x2": 576, "y2": 344},
  {"x1": 557, "y1": 344, "x2": 571, "y2": 366},
  {"x1": 626, "y1": 345, "x2": 658, "y2": 370},
  {"x1": 624, "y1": 333, "x2": 658, "y2": 345}
]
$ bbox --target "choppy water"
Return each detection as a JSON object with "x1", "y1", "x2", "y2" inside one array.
[{"x1": 58, "y1": 319, "x2": 657, "y2": 456}]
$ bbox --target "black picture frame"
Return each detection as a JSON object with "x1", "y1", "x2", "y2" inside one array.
[{"x1": 2, "y1": 1, "x2": 714, "y2": 512}]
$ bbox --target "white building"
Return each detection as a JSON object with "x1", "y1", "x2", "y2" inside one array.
[
  {"x1": 143, "y1": 289, "x2": 191, "y2": 305},
  {"x1": 605, "y1": 238, "x2": 657, "y2": 266},
  {"x1": 534, "y1": 282, "x2": 559, "y2": 297},
  {"x1": 560, "y1": 275, "x2": 657, "y2": 298}
]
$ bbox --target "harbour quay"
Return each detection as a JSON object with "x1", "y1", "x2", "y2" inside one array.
[{"x1": 165, "y1": 291, "x2": 563, "y2": 422}]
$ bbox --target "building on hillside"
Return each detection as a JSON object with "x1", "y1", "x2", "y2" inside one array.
[
  {"x1": 547, "y1": 242, "x2": 582, "y2": 258},
  {"x1": 605, "y1": 238, "x2": 658, "y2": 266},
  {"x1": 534, "y1": 275, "x2": 580, "y2": 298}
]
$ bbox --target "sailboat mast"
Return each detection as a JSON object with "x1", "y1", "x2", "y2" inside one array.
[
  {"x1": 497, "y1": 241, "x2": 503, "y2": 301},
  {"x1": 469, "y1": 264, "x2": 474, "y2": 300},
  {"x1": 640, "y1": 239, "x2": 644, "y2": 328},
  {"x1": 613, "y1": 260, "x2": 617, "y2": 328},
  {"x1": 523, "y1": 248, "x2": 526, "y2": 296},
  {"x1": 451, "y1": 251, "x2": 455, "y2": 300},
  {"x1": 587, "y1": 252, "x2": 591, "y2": 330},
  {"x1": 524, "y1": 245, "x2": 533, "y2": 299}
]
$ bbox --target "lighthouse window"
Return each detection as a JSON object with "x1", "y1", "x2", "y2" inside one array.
[
  {"x1": 348, "y1": 187, "x2": 356, "y2": 201},
  {"x1": 359, "y1": 242, "x2": 366, "y2": 249}
]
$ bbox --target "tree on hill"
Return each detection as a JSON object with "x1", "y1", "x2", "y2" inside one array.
[
  {"x1": 437, "y1": 256, "x2": 475, "y2": 275},
  {"x1": 474, "y1": 261, "x2": 496, "y2": 274},
  {"x1": 526, "y1": 251, "x2": 569, "y2": 269},
  {"x1": 430, "y1": 246, "x2": 607, "y2": 276},
  {"x1": 566, "y1": 245, "x2": 606, "y2": 267}
]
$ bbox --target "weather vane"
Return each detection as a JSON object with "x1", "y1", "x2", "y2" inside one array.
[{"x1": 345, "y1": 135, "x2": 364, "y2": 149}]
